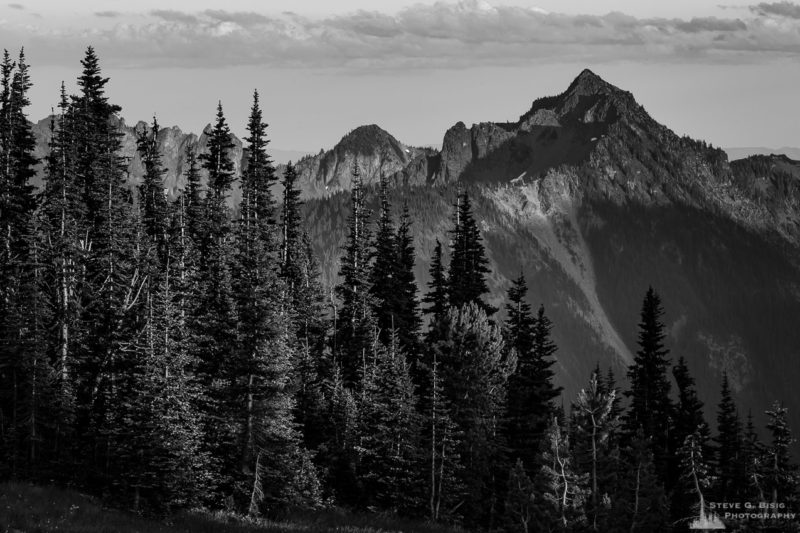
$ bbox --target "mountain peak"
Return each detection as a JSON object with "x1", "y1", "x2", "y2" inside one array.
[
  {"x1": 516, "y1": 68, "x2": 635, "y2": 128},
  {"x1": 565, "y1": 68, "x2": 617, "y2": 97},
  {"x1": 335, "y1": 124, "x2": 406, "y2": 158}
]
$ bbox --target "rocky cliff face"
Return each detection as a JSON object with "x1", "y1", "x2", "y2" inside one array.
[
  {"x1": 31, "y1": 116, "x2": 245, "y2": 203},
  {"x1": 282, "y1": 124, "x2": 435, "y2": 198}
]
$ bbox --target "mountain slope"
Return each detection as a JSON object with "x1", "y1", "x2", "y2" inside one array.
[{"x1": 301, "y1": 70, "x2": 800, "y2": 438}]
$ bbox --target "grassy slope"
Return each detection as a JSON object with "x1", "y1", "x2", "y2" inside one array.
[{"x1": 0, "y1": 483, "x2": 458, "y2": 533}]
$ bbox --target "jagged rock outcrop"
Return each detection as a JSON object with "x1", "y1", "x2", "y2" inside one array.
[
  {"x1": 283, "y1": 124, "x2": 432, "y2": 198},
  {"x1": 31, "y1": 116, "x2": 244, "y2": 202}
]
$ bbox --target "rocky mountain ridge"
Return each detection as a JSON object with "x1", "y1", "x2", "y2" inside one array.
[{"x1": 29, "y1": 69, "x2": 800, "y2": 248}]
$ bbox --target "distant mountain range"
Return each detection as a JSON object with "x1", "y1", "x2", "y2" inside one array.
[
  {"x1": 29, "y1": 70, "x2": 800, "y2": 439},
  {"x1": 724, "y1": 146, "x2": 800, "y2": 161}
]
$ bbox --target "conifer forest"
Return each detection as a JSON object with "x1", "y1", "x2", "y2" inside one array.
[{"x1": 0, "y1": 47, "x2": 799, "y2": 532}]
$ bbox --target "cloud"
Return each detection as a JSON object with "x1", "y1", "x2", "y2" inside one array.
[
  {"x1": 750, "y1": 1, "x2": 800, "y2": 18},
  {"x1": 94, "y1": 11, "x2": 121, "y2": 18},
  {"x1": 7, "y1": 3, "x2": 23, "y2": 9},
  {"x1": 7, "y1": 1, "x2": 800, "y2": 70},
  {"x1": 150, "y1": 9, "x2": 199, "y2": 24}
]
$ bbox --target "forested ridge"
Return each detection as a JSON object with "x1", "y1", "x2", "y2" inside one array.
[{"x1": 1, "y1": 47, "x2": 798, "y2": 532}]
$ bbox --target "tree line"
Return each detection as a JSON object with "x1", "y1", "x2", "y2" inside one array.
[{"x1": 0, "y1": 47, "x2": 798, "y2": 532}]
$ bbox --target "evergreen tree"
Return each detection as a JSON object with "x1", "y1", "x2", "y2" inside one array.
[
  {"x1": 447, "y1": 190, "x2": 494, "y2": 315},
  {"x1": 673, "y1": 357, "x2": 710, "y2": 451},
  {"x1": 671, "y1": 356, "x2": 711, "y2": 523},
  {"x1": 423, "y1": 239, "x2": 448, "y2": 329},
  {"x1": 183, "y1": 146, "x2": 205, "y2": 247},
  {"x1": 324, "y1": 367, "x2": 362, "y2": 506},
  {"x1": 229, "y1": 92, "x2": 319, "y2": 514},
  {"x1": 289, "y1": 231, "x2": 330, "y2": 451},
  {"x1": 357, "y1": 334, "x2": 420, "y2": 513},
  {"x1": 333, "y1": 163, "x2": 374, "y2": 386},
  {"x1": 0, "y1": 48, "x2": 37, "y2": 251},
  {"x1": 712, "y1": 372, "x2": 743, "y2": 501},
  {"x1": 392, "y1": 201, "x2": 422, "y2": 353},
  {"x1": 764, "y1": 401, "x2": 799, "y2": 506},
  {"x1": 504, "y1": 274, "x2": 561, "y2": 475},
  {"x1": 422, "y1": 344, "x2": 466, "y2": 523},
  {"x1": 611, "y1": 431, "x2": 669, "y2": 533},
  {"x1": 533, "y1": 416, "x2": 588, "y2": 532},
  {"x1": 431, "y1": 303, "x2": 515, "y2": 526},
  {"x1": 366, "y1": 180, "x2": 421, "y2": 355},
  {"x1": 239, "y1": 90, "x2": 276, "y2": 224},
  {"x1": 624, "y1": 287, "x2": 673, "y2": 487},
  {"x1": 0, "y1": 48, "x2": 43, "y2": 479},
  {"x1": 136, "y1": 117, "x2": 169, "y2": 259},
  {"x1": 741, "y1": 410, "x2": 767, "y2": 502},
  {"x1": 369, "y1": 172, "x2": 398, "y2": 341},
  {"x1": 676, "y1": 431, "x2": 713, "y2": 530},
  {"x1": 191, "y1": 101, "x2": 240, "y2": 502},
  {"x1": 604, "y1": 367, "x2": 624, "y2": 423},
  {"x1": 113, "y1": 253, "x2": 208, "y2": 512},
  {"x1": 200, "y1": 101, "x2": 236, "y2": 203},
  {"x1": 571, "y1": 370, "x2": 618, "y2": 531},
  {"x1": 280, "y1": 161, "x2": 302, "y2": 288},
  {"x1": 37, "y1": 81, "x2": 83, "y2": 480},
  {"x1": 505, "y1": 458, "x2": 536, "y2": 533},
  {"x1": 64, "y1": 47, "x2": 140, "y2": 488}
]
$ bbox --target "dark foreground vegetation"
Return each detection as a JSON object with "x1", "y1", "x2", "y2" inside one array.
[
  {"x1": 0, "y1": 482, "x2": 460, "y2": 533},
  {"x1": 0, "y1": 47, "x2": 798, "y2": 532}
]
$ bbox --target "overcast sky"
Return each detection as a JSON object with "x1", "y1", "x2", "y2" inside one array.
[{"x1": 2, "y1": 0, "x2": 799, "y2": 151}]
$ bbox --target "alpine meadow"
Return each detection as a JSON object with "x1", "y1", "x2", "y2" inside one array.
[{"x1": 1, "y1": 20, "x2": 800, "y2": 533}]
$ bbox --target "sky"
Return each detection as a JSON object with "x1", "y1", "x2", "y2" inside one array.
[{"x1": 2, "y1": 0, "x2": 800, "y2": 151}]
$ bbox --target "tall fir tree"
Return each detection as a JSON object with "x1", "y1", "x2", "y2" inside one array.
[
  {"x1": 611, "y1": 431, "x2": 669, "y2": 533},
  {"x1": 37, "y1": 81, "x2": 84, "y2": 479},
  {"x1": 356, "y1": 334, "x2": 421, "y2": 513},
  {"x1": 0, "y1": 48, "x2": 43, "y2": 479},
  {"x1": 136, "y1": 116, "x2": 169, "y2": 260},
  {"x1": 64, "y1": 47, "x2": 141, "y2": 488},
  {"x1": 280, "y1": 161, "x2": 303, "y2": 289},
  {"x1": 571, "y1": 370, "x2": 618, "y2": 532},
  {"x1": 505, "y1": 458, "x2": 536, "y2": 533},
  {"x1": 676, "y1": 431, "x2": 714, "y2": 530},
  {"x1": 183, "y1": 146, "x2": 205, "y2": 247},
  {"x1": 447, "y1": 190, "x2": 494, "y2": 315},
  {"x1": 231, "y1": 91, "x2": 318, "y2": 514},
  {"x1": 200, "y1": 101, "x2": 236, "y2": 204},
  {"x1": 289, "y1": 231, "x2": 331, "y2": 453},
  {"x1": 423, "y1": 239, "x2": 448, "y2": 330},
  {"x1": 671, "y1": 356, "x2": 711, "y2": 523},
  {"x1": 741, "y1": 410, "x2": 767, "y2": 502},
  {"x1": 422, "y1": 344, "x2": 466, "y2": 523},
  {"x1": 431, "y1": 303, "x2": 515, "y2": 527},
  {"x1": 712, "y1": 372, "x2": 744, "y2": 502},
  {"x1": 392, "y1": 201, "x2": 422, "y2": 354},
  {"x1": 367, "y1": 173, "x2": 405, "y2": 349},
  {"x1": 191, "y1": 101, "x2": 240, "y2": 503},
  {"x1": 623, "y1": 287, "x2": 673, "y2": 488},
  {"x1": 366, "y1": 180, "x2": 421, "y2": 355},
  {"x1": 504, "y1": 274, "x2": 561, "y2": 476},
  {"x1": 763, "y1": 402, "x2": 799, "y2": 506},
  {"x1": 334, "y1": 163, "x2": 375, "y2": 386}
]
